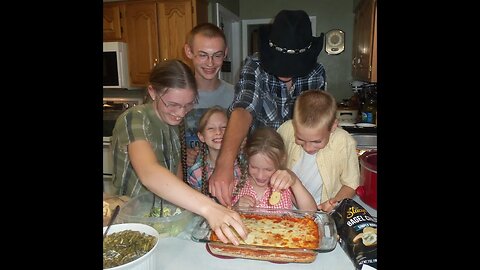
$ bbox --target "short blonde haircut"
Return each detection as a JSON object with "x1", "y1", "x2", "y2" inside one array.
[
  {"x1": 293, "y1": 90, "x2": 337, "y2": 131},
  {"x1": 187, "y1": 22, "x2": 227, "y2": 48}
]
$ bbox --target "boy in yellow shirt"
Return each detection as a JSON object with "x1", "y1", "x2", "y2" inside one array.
[{"x1": 277, "y1": 90, "x2": 360, "y2": 212}]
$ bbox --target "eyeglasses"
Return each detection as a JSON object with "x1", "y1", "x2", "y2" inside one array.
[
  {"x1": 158, "y1": 95, "x2": 196, "y2": 112},
  {"x1": 194, "y1": 51, "x2": 225, "y2": 63}
]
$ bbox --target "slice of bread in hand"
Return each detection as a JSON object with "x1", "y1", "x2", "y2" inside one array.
[{"x1": 103, "y1": 201, "x2": 111, "y2": 218}]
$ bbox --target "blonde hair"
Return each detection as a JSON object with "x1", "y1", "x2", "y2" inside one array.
[
  {"x1": 245, "y1": 127, "x2": 287, "y2": 170},
  {"x1": 197, "y1": 106, "x2": 226, "y2": 134},
  {"x1": 293, "y1": 90, "x2": 337, "y2": 131},
  {"x1": 233, "y1": 127, "x2": 286, "y2": 195},
  {"x1": 196, "y1": 106, "x2": 228, "y2": 195}
]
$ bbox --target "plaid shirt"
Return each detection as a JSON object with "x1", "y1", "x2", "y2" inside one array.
[
  {"x1": 187, "y1": 155, "x2": 242, "y2": 191},
  {"x1": 111, "y1": 103, "x2": 180, "y2": 197},
  {"x1": 229, "y1": 53, "x2": 326, "y2": 132},
  {"x1": 232, "y1": 178, "x2": 293, "y2": 209}
]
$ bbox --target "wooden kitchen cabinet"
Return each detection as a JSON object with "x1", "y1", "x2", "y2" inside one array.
[
  {"x1": 103, "y1": 3, "x2": 127, "y2": 42},
  {"x1": 123, "y1": 0, "x2": 208, "y2": 87},
  {"x1": 352, "y1": 0, "x2": 377, "y2": 82},
  {"x1": 158, "y1": 0, "x2": 208, "y2": 66},
  {"x1": 124, "y1": 1, "x2": 159, "y2": 86}
]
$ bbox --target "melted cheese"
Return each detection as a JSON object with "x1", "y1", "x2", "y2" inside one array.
[{"x1": 212, "y1": 214, "x2": 319, "y2": 249}]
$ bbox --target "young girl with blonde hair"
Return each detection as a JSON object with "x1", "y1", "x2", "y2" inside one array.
[
  {"x1": 232, "y1": 127, "x2": 316, "y2": 210},
  {"x1": 187, "y1": 106, "x2": 244, "y2": 196}
]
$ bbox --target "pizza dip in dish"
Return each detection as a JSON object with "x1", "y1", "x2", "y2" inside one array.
[
  {"x1": 192, "y1": 207, "x2": 338, "y2": 263},
  {"x1": 211, "y1": 214, "x2": 320, "y2": 249}
]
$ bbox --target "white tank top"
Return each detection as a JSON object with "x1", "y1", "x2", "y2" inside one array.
[{"x1": 292, "y1": 151, "x2": 323, "y2": 205}]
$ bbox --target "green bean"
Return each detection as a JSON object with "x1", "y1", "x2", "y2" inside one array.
[{"x1": 103, "y1": 230, "x2": 156, "y2": 268}]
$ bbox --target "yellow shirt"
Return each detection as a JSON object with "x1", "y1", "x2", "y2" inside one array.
[{"x1": 277, "y1": 120, "x2": 360, "y2": 204}]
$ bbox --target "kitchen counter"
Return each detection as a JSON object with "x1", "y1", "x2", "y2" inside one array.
[
  {"x1": 105, "y1": 197, "x2": 375, "y2": 269},
  {"x1": 353, "y1": 195, "x2": 377, "y2": 218},
  {"x1": 341, "y1": 126, "x2": 377, "y2": 134},
  {"x1": 154, "y1": 237, "x2": 355, "y2": 270},
  {"x1": 152, "y1": 195, "x2": 377, "y2": 270}
]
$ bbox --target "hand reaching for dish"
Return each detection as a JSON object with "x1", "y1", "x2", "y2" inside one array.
[
  {"x1": 204, "y1": 203, "x2": 248, "y2": 245},
  {"x1": 236, "y1": 195, "x2": 255, "y2": 208}
]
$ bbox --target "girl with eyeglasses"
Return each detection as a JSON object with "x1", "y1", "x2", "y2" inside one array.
[{"x1": 111, "y1": 59, "x2": 247, "y2": 245}]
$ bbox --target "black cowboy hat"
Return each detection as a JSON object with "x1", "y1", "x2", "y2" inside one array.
[{"x1": 259, "y1": 10, "x2": 324, "y2": 78}]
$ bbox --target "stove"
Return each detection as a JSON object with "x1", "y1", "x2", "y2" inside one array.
[
  {"x1": 103, "y1": 97, "x2": 144, "y2": 137},
  {"x1": 103, "y1": 97, "x2": 144, "y2": 194}
]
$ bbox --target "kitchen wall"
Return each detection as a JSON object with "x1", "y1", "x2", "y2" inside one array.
[
  {"x1": 233, "y1": 0, "x2": 356, "y2": 101},
  {"x1": 208, "y1": 0, "x2": 239, "y2": 18},
  {"x1": 103, "y1": 0, "x2": 357, "y2": 101}
]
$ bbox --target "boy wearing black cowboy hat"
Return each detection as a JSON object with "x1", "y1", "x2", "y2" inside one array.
[{"x1": 208, "y1": 9, "x2": 327, "y2": 207}]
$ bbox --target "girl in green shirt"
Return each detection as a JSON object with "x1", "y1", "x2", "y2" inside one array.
[{"x1": 111, "y1": 59, "x2": 247, "y2": 245}]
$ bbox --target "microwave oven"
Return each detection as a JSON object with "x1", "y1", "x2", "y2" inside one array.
[{"x1": 103, "y1": 42, "x2": 130, "y2": 88}]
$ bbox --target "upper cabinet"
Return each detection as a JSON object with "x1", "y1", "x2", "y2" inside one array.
[
  {"x1": 157, "y1": 0, "x2": 207, "y2": 66},
  {"x1": 103, "y1": 0, "x2": 208, "y2": 87},
  {"x1": 352, "y1": 0, "x2": 377, "y2": 82},
  {"x1": 103, "y1": 3, "x2": 127, "y2": 42},
  {"x1": 124, "y1": 1, "x2": 159, "y2": 86}
]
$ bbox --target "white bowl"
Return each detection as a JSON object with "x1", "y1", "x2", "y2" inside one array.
[
  {"x1": 351, "y1": 80, "x2": 366, "y2": 87},
  {"x1": 356, "y1": 123, "x2": 376, "y2": 128},
  {"x1": 103, "y1": 223, "x2": 160, "y2": 270},
  {"x1": 339, "y1": 122, "x2": 356, "y2": 127}
]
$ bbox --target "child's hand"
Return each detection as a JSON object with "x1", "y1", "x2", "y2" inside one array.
[
  {"x1": 269, "y1": 169, "x2": 296, "y2": 191},
  {"x1": 318, "y1": 199, "x2": 338, "y2": 213},
  {"x1": 236, "y1": 195, "x2": 255, "y2": 207}
]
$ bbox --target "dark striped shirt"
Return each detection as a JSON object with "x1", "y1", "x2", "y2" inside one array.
[{"x1": 229, "y1": 53, "x2": 326, "y2": 132}]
